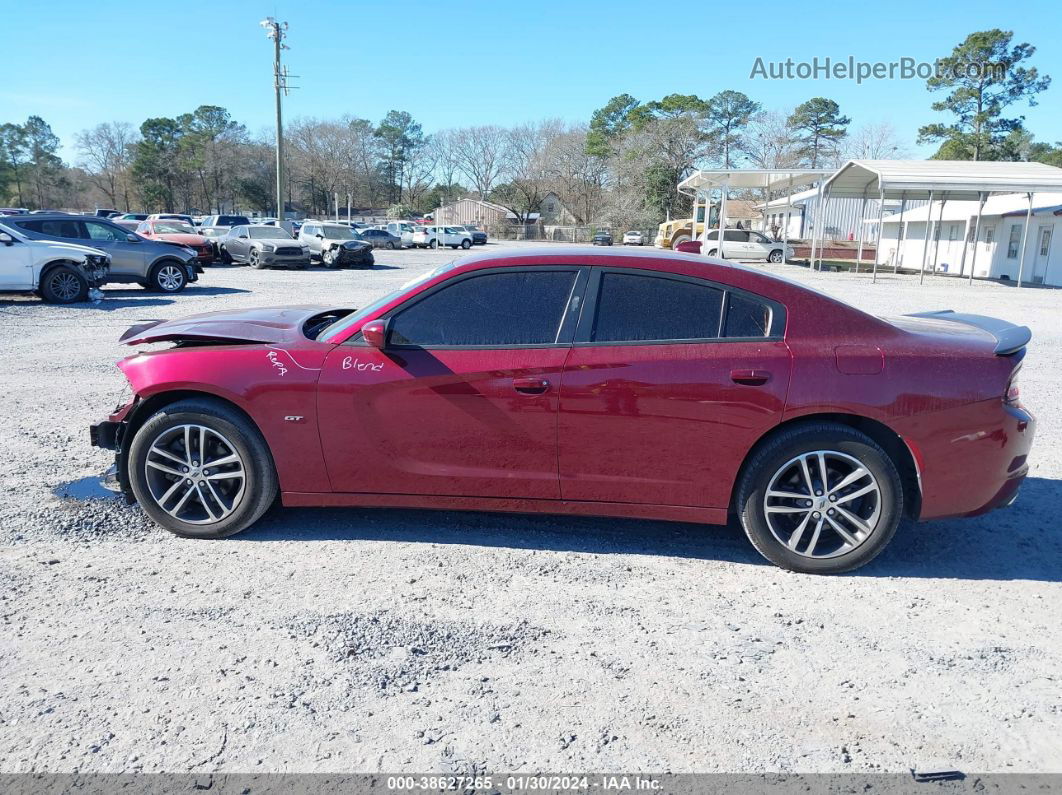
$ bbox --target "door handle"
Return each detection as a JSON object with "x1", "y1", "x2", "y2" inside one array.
[
  {"x1": 730, "y1": 369, "x2": 770, "y2": 386},
  {"x1": 513, "y1": 377, "x2": 550, "y2": 395}
]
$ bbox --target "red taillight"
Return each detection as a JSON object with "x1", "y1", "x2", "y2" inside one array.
[{"x1": 1005, "y1": 366, "x2": 1021, "y2": 406}]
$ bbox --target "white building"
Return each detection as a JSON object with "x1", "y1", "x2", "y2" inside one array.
[
  {"x1": 878, "y1": 192, "x2": 1062, "y2": 286},
  {"x1": 757, "y1": 188, "x2": 924, "y2": 241}
]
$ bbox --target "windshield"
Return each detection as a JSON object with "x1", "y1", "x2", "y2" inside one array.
[
  {"x1": 154, "y1": 222, "x2": 195, "y2": 235},
  {"x1": 315, "y1": 261, "x2": 460, "y2": 341},
  {"x1": 249, "y1": 227, "x2": 292, "y2": 239},
  {"x1": 322, "y1": 226, "x2": 355, "y2": 240}
]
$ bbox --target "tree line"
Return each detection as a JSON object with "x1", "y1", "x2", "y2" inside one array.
[{"x1": 0, "y1": 28, "x2": 1056, "y2": 231}]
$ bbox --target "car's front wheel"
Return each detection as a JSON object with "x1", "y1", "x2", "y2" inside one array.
[
  {"x1": 735, "y1": 423, "x2": 903, "y2": 574},
  {"x1": 322, "y1": 248, "x2": 338, "y2": 267},
  {"x1": 128, "y1": 399, "x2": 278, "y2": 538},
  {"x1": 249, "y1": 249, "x2": 266, "y2": 269},
  {"x1": 40, "y1": 265, "x2": 89, "y2": 304},
  {"x1": 148, "y1": 261, "x2": 187, "y2": 293}
]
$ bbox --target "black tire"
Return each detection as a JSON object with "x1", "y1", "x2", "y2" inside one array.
[
  {"x1": 322, "y1": 248, "x2": 338, "y2": 268},
  {"x1": 249, "y1": 249, "x2": 266, "y2": 269},
  {"x1": 128, "y1": 398, "x2": 278, "y2": 539},
  {"x1": 386, "y1": 241, "x2": 395, "y2": 249},
  {"x1": 734, "y1": 423, "x2": 903, "y2": 574},
  {"x1": 707, "y1": 249, "x2": 718, "y2": 257},
  {"x1": 460, "y1": 239, "x2": 472, "y2": 249},
  {"x1": 769, "y1": 249, "x2": 784, "y2": 263},
  {"x1": 40, "y1": 265, "x2": 89, "y2": 304},
  {"x1": 148, "y1": 260, "x2": 188, "y2": 293},
  {"x1": 219, "y1": 246, "x2": 233, "y2": 264},
  {"x1": 429, "y1": 239, "x2": 438, "y2": 249}
]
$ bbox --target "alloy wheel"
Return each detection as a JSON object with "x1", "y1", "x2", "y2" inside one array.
[
  {"x1": 763, "y1": 450, "x2": 882, "y2": 559},
  {"x1": 49, "y1": 271, "x2": 81, "y2": 301},
  {"x1": 157, "y1": 265, "x2": 185, "y2": 292},
  {"x1": 143, "y1": 423, "x2": 247, "y2": 525}
]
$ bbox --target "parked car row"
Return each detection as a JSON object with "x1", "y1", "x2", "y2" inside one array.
[{"x1": 1, "y1": 213, "x2": 202, "y2": 294}]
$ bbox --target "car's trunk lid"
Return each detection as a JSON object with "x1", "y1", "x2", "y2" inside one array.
[{"x1": 887, "y1": 310, "x2": 1031, "y2": 356}]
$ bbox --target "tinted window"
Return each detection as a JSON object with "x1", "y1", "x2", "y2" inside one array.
[
  {"x1": 723, "y1": 230, "x2": 748, "y2": 242},
  {"x1": 592, "y1": 273, "x2": 723, "y2": 342},
  {"x1": 218, "y1": 216, "x2": 250, "y2": 226},
  {"x1": 17, "y1": 219, "x2": 82, "y2": 238},
  {"x1": 389, "y1": 270, "x2": 578, "y2": 347},
  {"x1": 724, "y1": 292, "x2": 772, "y2": 338}
]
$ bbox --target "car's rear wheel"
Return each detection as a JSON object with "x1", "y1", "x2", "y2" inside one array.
[
  {"x1": 40, "y1": 265, "x2": 88, "y2": 304},
  {"x1": 149, "y1": 261, "x2": 187, "y2": 293},
  {"x1": 128, "y1": 399, "x2": 278, "y2": 539},
  {"x1": 769, "y1": 249, "x2": 784, "y2": 263},
  {"x1": 460, "y1": 239, "x2": 471, "y2": 249},
  {"x1": 386, "y1": 241, "x2": 395, "y2": 249},
  {"x1": 735, "y1": 423, "x2": 903, "y2": 574}
]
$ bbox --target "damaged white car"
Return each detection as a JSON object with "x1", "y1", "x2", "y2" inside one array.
[{"x1": 0, "y1": 223, "x2": 109, "y2": 303}]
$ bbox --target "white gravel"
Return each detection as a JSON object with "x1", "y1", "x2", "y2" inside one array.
[{"x1": 0, "y1": 243, "x2": 1059, "y2": 774}]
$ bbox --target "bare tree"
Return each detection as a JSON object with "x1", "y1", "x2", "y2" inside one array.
[
  {"x1": 451, "y1": 125, "x2": 509, "y2": 199},
  {"x1": 541, "y1": 126, "x2": 606, "y2": 223},
  {"x1": 742, "y1": 110, "x2": 803, "y2": 169},
  {"x1": 75, "y1": 122, "x2": 138, "y2": 209},
  {"x1": 840, "y1": 121, "x2": 911, "y2": 162}
]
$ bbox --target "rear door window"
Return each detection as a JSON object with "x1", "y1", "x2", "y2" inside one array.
[{"x1": 590, "y1": 272, "x2": 723, "y2": 342}]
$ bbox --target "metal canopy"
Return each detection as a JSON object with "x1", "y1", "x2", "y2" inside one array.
[
  {"x1": 822, "y1": 159, "x2": 1062, "y2": 201},
  {"x1": 678, "y1": 169, "x2": 830, "y2": 193}
]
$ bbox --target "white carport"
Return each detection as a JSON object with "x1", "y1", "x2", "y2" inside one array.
[
  {"x1": 677, "y1": 169, "x2": 830, "y2": 261},
  {"x1": 822, "y1": 160, "x2": 1062, "y2": 286}
]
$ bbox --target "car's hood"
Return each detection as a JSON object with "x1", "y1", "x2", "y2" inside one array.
[
  {"x1": 252, "y1": 237, "x2": 302, "y2": 246},
  {"x1": 154, "y1": 233, "x2": 208, "y2": 246},
  {"x1": 42, "y1": 241, "x2": 106, "y2": 258},
  {"x1": 119, "y1": 305, "x2": 343, "y2": 346}
]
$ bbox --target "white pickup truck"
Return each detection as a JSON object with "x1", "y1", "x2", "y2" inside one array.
[{"x1": 0, "y1": 223, "x2": 110, "y2": 302}]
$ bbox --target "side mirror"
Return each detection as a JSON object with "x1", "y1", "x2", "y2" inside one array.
[
  {"x1": 239, "y1": 234, "x2": 248, "y2": 239},
  {"x1": 0, "y1": 232, "x2": 12, "y2": 245},
  {"x1": 361, "y1": 319, "x2": 388, "y2": 349},
  {"x1": 316, "y1": 233, "x2": 324, "y2": 239},
  {"x1": 126, "y1": 234, "x2": 139, "y2": 242}
]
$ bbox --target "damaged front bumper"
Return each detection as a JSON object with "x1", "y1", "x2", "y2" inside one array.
[{"x1": 89, "y1": 397, "x2": 137, "y2": 501}]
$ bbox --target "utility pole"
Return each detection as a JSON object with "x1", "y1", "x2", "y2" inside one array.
[{"x1": 260, "y1": 18, "x2": 291, "y2": 225}]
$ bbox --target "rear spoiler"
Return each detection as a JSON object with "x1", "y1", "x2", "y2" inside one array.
[{"x1": 907, "y1": 310, "x2": 1031, "y2": 355}]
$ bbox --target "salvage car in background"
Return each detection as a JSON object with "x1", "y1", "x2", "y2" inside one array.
[
  {"x1": 7, "y1": 214, "x2": 200, "y2": 293},
  {"x1": 0, "y1": 222, "x2": 109, "y2": 303},
  {"x1": 677, "y1": 230, "x2": 793, "y2": 263},
  {"x1": 90, "y1": 247, "x2": 1035, "y2": 574},
  {"x1": 358, "y1": 228, "x2": 403, "y2": 249},
  {"x1": 411, "y1": 225, "x2": 473, "y2": 249},
  {"x1": 297, "y1": 221, "x2": 374, "y2": 267},
  {"x1": 136, "y1": 220, "x2": 214, "y2": 265},
  {"x1": 199, "y1": 214, "x2": 252, "y2": 231},
  {"x1": 219, "y1": 225, "x2": 310, "y2": 269}
]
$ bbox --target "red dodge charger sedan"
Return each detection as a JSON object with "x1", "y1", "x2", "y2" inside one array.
[{"x1": 90, "y1": 247, "x2": 1035, "y2": 573}]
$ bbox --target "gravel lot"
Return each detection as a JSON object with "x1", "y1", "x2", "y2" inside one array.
[{"x1": 0, "y1": 243, "x2": 1059, "y2": 774}]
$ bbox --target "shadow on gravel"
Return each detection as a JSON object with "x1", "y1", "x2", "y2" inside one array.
[
  {"x1": 234, "y1": 476, "x2": 1062, "y2": 582},
  {"x1": 53, "y1": 476, "x2": 114, "y2": 500}
]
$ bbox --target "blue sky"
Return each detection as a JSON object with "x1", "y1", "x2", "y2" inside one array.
[{"x1": 3, "y1": 0, "x2": 1060, "y2": 162}]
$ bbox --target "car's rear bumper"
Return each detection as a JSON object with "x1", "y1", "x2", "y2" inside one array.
[{"x1": 902, "y1": 401, "x2": 1036, "y2": 520}]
